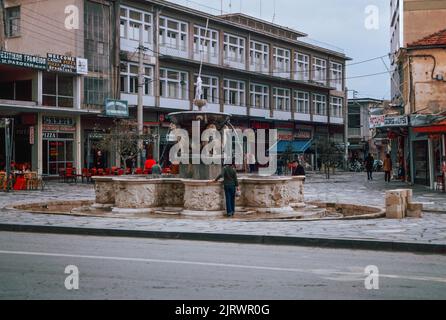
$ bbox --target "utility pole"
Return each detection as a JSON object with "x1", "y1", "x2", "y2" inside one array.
[
  {"x1": 137, "y1": 27, "x2": 145, "y2": 169},
  {"x1": 344, "y1": 88, "x2": 349, "y2": 170}
]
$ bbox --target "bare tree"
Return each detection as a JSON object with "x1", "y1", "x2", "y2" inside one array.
[
  {"x1": 93, "y1": 119, "x2": 156, "y2": 170},
  {"x1": 317, "y1": 139, "x2": 344, "y2": 179}
]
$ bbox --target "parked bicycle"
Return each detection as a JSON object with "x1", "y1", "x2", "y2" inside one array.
[{"x1": 349, "y1": 160, "x2": 364, "y2": 172}]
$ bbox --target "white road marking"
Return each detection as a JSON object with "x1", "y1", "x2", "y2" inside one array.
[{"x1": 1, "y1": 250, "x2": 446, "y2": 284}]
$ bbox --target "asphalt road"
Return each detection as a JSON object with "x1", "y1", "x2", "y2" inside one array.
[{"x1": 0, "y1": 231, "x2": 445, "y2": 300}]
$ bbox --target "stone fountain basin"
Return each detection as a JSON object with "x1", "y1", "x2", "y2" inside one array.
[{"x1": 11, "y1": 199, "x2": 385, "y2": 221}]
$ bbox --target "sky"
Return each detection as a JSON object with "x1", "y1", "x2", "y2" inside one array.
[{"x1": 168, "y1": 0, "x2": 391, "y2": 100}]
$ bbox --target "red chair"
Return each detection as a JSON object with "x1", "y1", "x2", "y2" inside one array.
[
  {"x1": 90, "y1": 168, "x2": 97, "y2": 176},
  {"x1": 65, "y1": 168, "x2": 77, "y2": 183},
  {"x1": 135, "y1": 168, "x2": 143, "y2": 175},
  {"x1": 97, "y1": 168, "x2": 104, "y2": 176},
  {"x1": 125, "y1": 168, "x2": 132, "y2": 175},
  {"x1": 82, "y1": 168, "x2": 92, "y2": 183},
  {"x1": 13, "y1": 175, "x2": 27, "y2": 190},
  {"x1": 117, "y1": 169, "x2": 125, "y2": 176},
  {"x1": 105, "y1": 168, "x2": 111, "y2": 176}
]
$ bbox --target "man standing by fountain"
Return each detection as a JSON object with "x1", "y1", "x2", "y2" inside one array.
[{"x1": 214, "y1": 164, "x2": 240, "y2": 217}]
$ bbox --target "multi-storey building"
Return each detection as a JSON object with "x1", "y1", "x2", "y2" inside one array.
[
  {"x1": 347, "y1": 98, "x2": 388, "y2": 162},
  {"x1": 118, "y1": 0, "x2": 349, "y2": 169},
  {"x1": 389, "y1": 0, "x2": 446, "y2": 189},
  {"x1": 0, "y1": 0, "x2": 349, "y2": 175},
  {"x1": 390, "y1": 0, "x2": 446, "y2": 103}
]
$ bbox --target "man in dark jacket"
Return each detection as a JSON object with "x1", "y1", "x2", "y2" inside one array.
[
  {"x1": 365, "y1": 153, "x2": 375, "y2": 181},
  {"x1": 293, "y1": 161, "x2": 306, "y2": 177},
  {"x1": 214, "y1": 164, "x2": 239, "y2": 217}
]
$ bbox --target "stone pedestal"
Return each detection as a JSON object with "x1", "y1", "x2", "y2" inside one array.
[
  {"x1": 158, "y1": 179, "x2": 185, "y2": 207},
  {"x1": 386, "y1": 189, "x2": 423, "y2": 219},
  {"x1": 113, "y1": 178, "x2": 160, "y2": 210},
  {"x1": 183, "y1": 180, "x2": 224, "y2": 211},
  {"x1": 242, "y1": 177, "x2": 293, "y2": 213},
  {"x1": 407, "y1": 202, "x2": 423, "y2": 218},
  {"x1": 93, "y1": 176, "x2": 116, "y2": 207},
  {"x1": 288, "y1": 176, "x2": 305, "y2": 204}
]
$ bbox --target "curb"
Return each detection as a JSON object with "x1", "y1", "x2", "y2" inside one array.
[{"x1": 0, "y1": 223, "x2": 445, "y2": 255}]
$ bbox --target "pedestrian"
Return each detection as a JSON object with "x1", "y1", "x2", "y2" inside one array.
[
  {"x1": 292, "y1": 160, "x2": 306, "y2": 177},
  {"x1": 383, "y1": 153, "x2": 392, "y2": 183},
  {"x1": 214, "y1": 164, "x2": 239, "y2": 217},
  {"x1": 365, "y1": 153, "x2": 375, "y2": 181},
  {"x1": 151, "y1": 162, "x2": 162, "y2": 177},
  {"x1": 247, "y1": 152, "x2": 256, "y2": 174}
]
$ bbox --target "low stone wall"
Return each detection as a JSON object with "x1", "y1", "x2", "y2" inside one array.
[
  {"x1": 385, "y1": 189, "x2": 423, "y2": 219},
  {"x1": 93, "y1": 175, "x2": 306, "y2": 214}
]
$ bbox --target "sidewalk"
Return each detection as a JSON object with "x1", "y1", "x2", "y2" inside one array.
[{"x1": 0, "y1": 176, "x2": 445, "y2": 253}]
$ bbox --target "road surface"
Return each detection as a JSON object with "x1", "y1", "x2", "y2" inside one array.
[{"x1": 0, "y1": 232, "x2": 445, "y2": 299}]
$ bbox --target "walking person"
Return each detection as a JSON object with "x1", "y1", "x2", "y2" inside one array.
[
  {"x1": 383, "y1": 153, "x2": 392, "y2": 183},
  {"x1": 365, "y1": 153, "x2": 375, "y2": 181},
  {"x1": 214, "y1": 164, "x2": 239, "y2": 217}
]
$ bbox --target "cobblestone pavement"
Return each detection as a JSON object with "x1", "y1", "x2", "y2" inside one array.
[{"x1": 0, "y1": 173, "x2": 445, "y2": 245}]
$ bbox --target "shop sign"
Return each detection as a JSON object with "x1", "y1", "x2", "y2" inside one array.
[
  {"x1": 369, "y1": 115, "x2": 385, "y2": 129},
  {"x1": 47, "y1": 53, "x2": 88, "y2": 75},
  {"x1": 43, "y1": 132, "x2": 74, "y2": 139},
  {"x1": 370, "y1": 115, "x2": 408, "y2": 128},
  {"x1": 0, "y1": 50, "x2": 47, "y2": 70},
  {"x1": 278, "y1": 131, "x2": 293, "y2": 141},
  {"x1": 76, "y1": 58, "x2": 88, "y2": 75},
  {"x1": 251, "y1": 121, "x2": 270, "y2": 129},
  {"x1": 29, "y1": 127, "x2": 35, "y2": 145},
  {"x1": 294, "y1": 130, "x2": 312, "y2": 140},
  {"x1": 43, "y1": 132, "x2": 58, "y2": 139},
  {"x1": 43, "y1": 117, "x2": 75, "y2": 126},
  {"x1": 105, "y1": 99, "x2": 129, "y2": 118},
  {"x1": 275, "y1": 122, "x2": 294, "y2": 130},
  {"x1": 384, "y1": 116, "x2": 408, "y2": 127}
]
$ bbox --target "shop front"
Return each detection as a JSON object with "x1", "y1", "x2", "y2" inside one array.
[
  {"x1": 412, "y1": 118, "x2": 446, "y2": 190},
  {"x1": 41, "y1": 116, "x2": 79, "y2": 176}
]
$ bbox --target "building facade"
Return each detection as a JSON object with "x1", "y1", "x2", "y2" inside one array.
[
  {"x1": 0, "y1": 0, "x2": 349, "y2": 176},
  {"x1": 391, "y1": 29, "x2": 446, "y2": 189},
  {"x1": 348, "y1": 98, "x2": 388, "y2": 162},
  {"x1": 390, "y1": 0, "x2": 446, "y2": 103}
]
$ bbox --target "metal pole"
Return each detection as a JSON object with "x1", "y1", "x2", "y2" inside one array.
[
  {"x1": 137, "y1": 26, "x2": 144, "y2": 168},
  {"x1": 5, "y1": 119, "x2": 11, "y2": 191}
]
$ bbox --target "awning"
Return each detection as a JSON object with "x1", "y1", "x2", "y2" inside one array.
[
  {"x1": 274, "y1": 140, "x2": 312, "y2": 153},
  {"x1": 413, "y1": 119, "x2": 446, "y2": 134}
]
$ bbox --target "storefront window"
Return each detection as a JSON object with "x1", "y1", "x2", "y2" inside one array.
[
  {"x1": 43, "y1": 73, "x2": 74, "y2": 108},
  {"x1": 43, "y1": 134, "x2": 75, "y2": 175}
]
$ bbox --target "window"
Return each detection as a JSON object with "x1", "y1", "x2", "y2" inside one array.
[
  {"x1": 273, "y1": 88, "x2": 291, "y2": 111},
  {"x1": 160, "y1": 68, "x2": 188, "y2": 100},
  {"x1": 42, "y1": 73, "x2": 74, "y2": 108},
  {"x1": 330, "y1": 62, "x2": 343, "y2": 91},
  {"x1": 84, "y1": 78, "x2": 109, "y2": 106},
  {"x1": 194, "y1": 25, "x2": 218, "y2": 59},
  {"x1": 313, "y1": 94, "x2": 327, "y2": 115},
  {"x1": 330, "y1": 97, "x2": 343, "y2": 118},
  {"x1": 224, "y1": 79, "x2": 245, "y2": 106},
  {"x1": 295, "y1": 53, "x2": 309, "y2": 81},
  {"x1": 120, "y1": 62, "x2": 153, "y2": 95},
  {"x1": 194, "y1": 75, "x2": 218, "y2": 104},
  {"x1": 224, "y1": 34, "x2": 245, "y2": 63},
  {"x1": 250, "y1": 83, "x2": 269, "y2": 109},
  {"x1": 250, "y1": 41, "x2": 269, "y2": 70},
  {"x1": 6, "y1": 6, "x2": 20, "y2": 37},
  {"x1": 159, "y1": 16, "x2": 188, "y2": 50},
  {"x1": 273, "y1": 47, "x2": 290, "y2": 74},
  {"x1": 313, "y1": 57, "x2": 327, "y2": 84},
  {"x1": 294, "y1": 91, "x2": 310, "y2": 114},
  {"x1": 120, "y1": 6, "x2": 152, "y2": 44}
]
